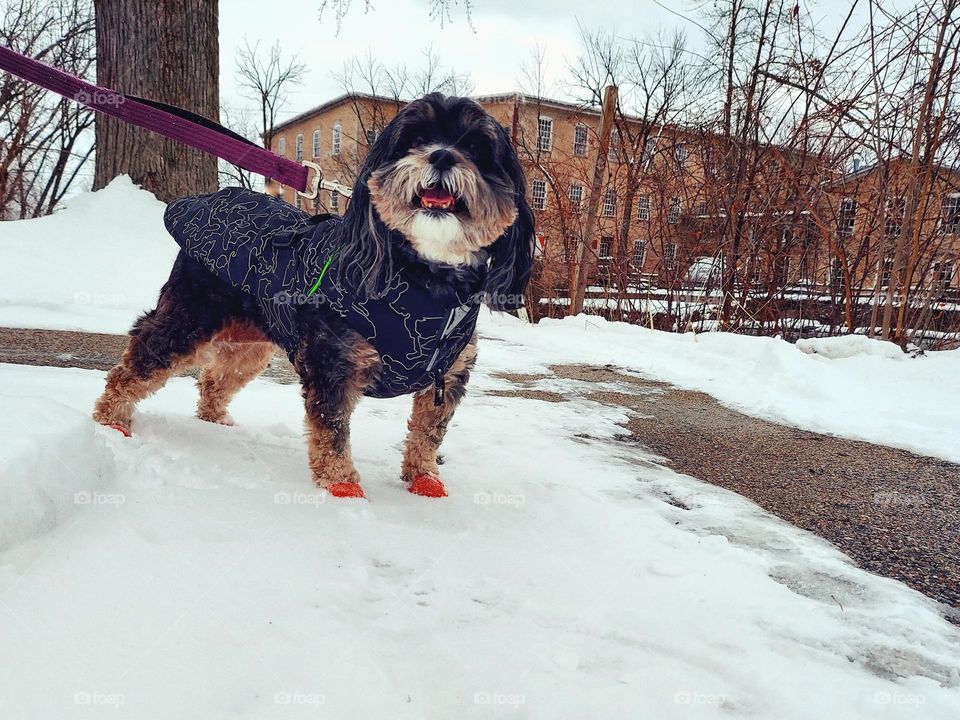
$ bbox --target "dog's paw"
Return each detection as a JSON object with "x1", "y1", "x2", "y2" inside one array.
[
  {"x1": 408, "y1": 474, "x2": 447, "y2": 498},
  {"x1": 198, "y1": 411, "x2": 235, "y2": 426},
  {"x1": 326, "y1": 482, "x2": 366, "y2": 499}
]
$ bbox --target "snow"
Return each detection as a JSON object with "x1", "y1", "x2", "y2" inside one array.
[
  {"x1": 2, "y1": 180, "x2": 960, "y2": 717},
  {"x1": 796, "y1": 334, "x2": 909, "y2": 360},
  {"x1": 480, "y1": 314, "x2": 960, "y2": 464},
  {"x1": 2, "y1": 362, "x2": 960, "y2": 718},
  {"x1": 0, "y1": 176, "x2": 177, "y2": 334}
]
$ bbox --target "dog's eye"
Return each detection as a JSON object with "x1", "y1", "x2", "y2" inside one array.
[{"x1": 411, "y1": 135, "x2": 425, "y2": 148}]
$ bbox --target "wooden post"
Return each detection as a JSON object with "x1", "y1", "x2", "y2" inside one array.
[{"x1": 570, "y1": 84, "x2": 618, "y2": 316}]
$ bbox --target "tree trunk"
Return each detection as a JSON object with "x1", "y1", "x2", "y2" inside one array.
[
  {"x1": 570, "y1": 84, "x2": 618, "y2": 315},
  {"x1": 93, "y1": 0, "x2": 219, "y2": 202}
]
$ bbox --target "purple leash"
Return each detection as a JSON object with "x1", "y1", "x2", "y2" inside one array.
[{"x1": 0, "y1": 44, "x2": 319, "y2": 197}]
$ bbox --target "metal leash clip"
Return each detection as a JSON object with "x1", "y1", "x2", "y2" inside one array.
[{"x1": 298, "y1": 161, "x2": 323, "y2": 201}]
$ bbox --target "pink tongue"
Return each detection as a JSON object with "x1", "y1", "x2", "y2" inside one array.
[{"x1": 420, "y1": 187, "x2": 455, "y2": 209}]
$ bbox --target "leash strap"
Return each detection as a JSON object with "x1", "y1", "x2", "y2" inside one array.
[{"x1": 0, "y1": 44, "x2": 314, "y2": 195}]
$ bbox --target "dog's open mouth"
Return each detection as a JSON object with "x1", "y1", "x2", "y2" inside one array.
[{"x1": 417, "y1": 186, "x2": 457, "y2": 212}]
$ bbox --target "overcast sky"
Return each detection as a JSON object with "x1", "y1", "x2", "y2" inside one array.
[{"x1": 218, "y1": 0, "x2": 916, "y2": 126}]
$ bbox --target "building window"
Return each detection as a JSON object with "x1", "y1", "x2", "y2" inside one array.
[
  {"x1": 603, "y1": 188, "x2": 616, "y2": 216},
  {"x1": 668, "y1": 196, "x2": 681, "y2": 224},
  {"x1": 537, "y1": 116, "x2": 553, "y2": 152},
  {"x1": 631, "y1": 240, "x2": 645, "y2": 268},
  {"x1": 637, "y1": 195, "x2": 650, "y2": 221},
  {"x1": 830, "y1": 258, "x2": 844, "y2": 288},
  {"x1": 574, "y1": 124, "x2": 588, "y2": 156},
  {"x1": 276, "y1": 136, "x2": 285, "y2": 156},
  {"x1": 330, "y1": 189, "x2": 339, "y2": 212},
  {"x1": 331, "y1": 124, "x2": 342, "y2": 156},
  {"x1": 642, "y1": 137, "x2": 656, "y2": 166},
  {"x1": 943, "y1": 194, "x2": 960, "y2": 233},
  {"x1": 773, "y1": 256, "x2": 789, "y2": 286},
  {"x1": 312, "y1": 129, "x2": 321, "y2": 158},
  {"x1": 664, "y1": 242, "x2": 677, "y2": 270},
  {"x1": 675, "y1": 142, "x2": 687, "y2": 169},
  {"x1": 608, "y1": 128, "x2": 620, "y2": 162},
  {"x1": 799, "y1": 230, "x2": 814, "y2": 280},
  {"x1": 885, "y1": 197, "x2": 905, "y2": 239},
  {"x1": 935, "y1": 261, "x2": 954, "y2": 289},
  {"x1": 598, "y1": 236, "x2": 613, "y2": 259},
  {"x1": 838, "y1": 198, "x2": 857, "y2": 240},
  {"x1": 531, "y1": 179, "x2": 547, "y2": 210},
  {"x1": 880, "y1": 256, "x2": 894, "y2": 287},
  {"x1": 295, "y1": 133, "x2": 303, "y2": 162},
  {"x1": 568, "y1": 183, "x2": 584, "y2": 208},
  {"x1": 702, "y1": 146, "x2": 716, "y2": 178}
]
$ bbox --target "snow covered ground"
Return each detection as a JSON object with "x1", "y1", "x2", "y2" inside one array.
[
  {"x1": 3, "y1": 360, "x2": 960, "y2": 718},
  {"x1": 2, "y1": 180, "x2": 960, "y2": 717},
  {"x1": 481, "y1": 314, "x2": 960, "y2": 464}
]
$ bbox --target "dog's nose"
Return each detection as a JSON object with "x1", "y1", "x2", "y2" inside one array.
[{"x1": 428, "y1": 148, "x2": 457, "y2": 173}]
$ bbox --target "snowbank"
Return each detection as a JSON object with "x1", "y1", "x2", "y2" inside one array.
[
  {"x1": 479, "y1": 313, "x2": 960, "y2": 464},
  {"x1": 1, "y1": 362, "x2": 958, "y2": 719},
  {"x1": 796, "y1": 334, "x2": 908, "y2": 360},
  {"x1": 0, "y1": 176, "x2": 176, "y2": 333},
  {"x1": 0, "y1": 386, "x2": 116, "y2": 550}
]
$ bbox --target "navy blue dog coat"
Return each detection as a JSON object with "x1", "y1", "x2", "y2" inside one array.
[{"x1": 164, "y1": 187, "x2": 483, "y2": 400}]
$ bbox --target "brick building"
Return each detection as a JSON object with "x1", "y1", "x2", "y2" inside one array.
[{"x1": 266, "y1": 92, "x2": 960, "y2": 322}]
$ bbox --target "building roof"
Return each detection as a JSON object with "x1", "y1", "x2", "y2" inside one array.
[
  {"x1": 472, "y1": 92, "x2": 602, "y2": 116},
  {"x1": 271, "y1": 90, "x2": 625, "y2": 134},
  {"x1": 827, "y1": 157, "x2": 960, "y2": 188},
  {"x1": 271, "y1": 92, "x2": 400, "y2": 134},
  {"x1": 270, "y1": 89, "x2": 701, "y2": 140}
]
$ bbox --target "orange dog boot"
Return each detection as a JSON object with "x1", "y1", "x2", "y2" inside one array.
[
  {"x1": 107, "y1": 423, "x2": 131, "y2": 437},
  {"x1": 408, "y1": 475, "x2": 447, "y2": 498},
  {"x1": 326, "y1": 482, "x2": 365, "y2": 499}
]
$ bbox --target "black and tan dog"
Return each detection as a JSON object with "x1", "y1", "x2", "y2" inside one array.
[{"x1": 93, "y1": 94, "x2": 534, "y2": 499}]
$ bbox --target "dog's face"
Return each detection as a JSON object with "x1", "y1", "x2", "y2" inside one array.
[
  {"x1": 367, "y1": 95, "x2": 521, "y2": 266},
  {"x1": 341, "y1": 93, "x2": 534, "y2": 311}
]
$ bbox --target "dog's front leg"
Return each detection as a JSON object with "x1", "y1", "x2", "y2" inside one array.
[
  {"x1": 402, "y1": 340, "x2": 478, "y2": 497},
  {"x1": 296, "y1": 332, "x2": 380, "y2": 498}
]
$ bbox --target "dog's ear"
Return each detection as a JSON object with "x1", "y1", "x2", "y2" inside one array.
[
  {"x1": 336, "y1": 119, "x2": 400, "y2": 298},
  {"x1": 485, "y1": 124, "x2": 535, "y2": 312}
]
